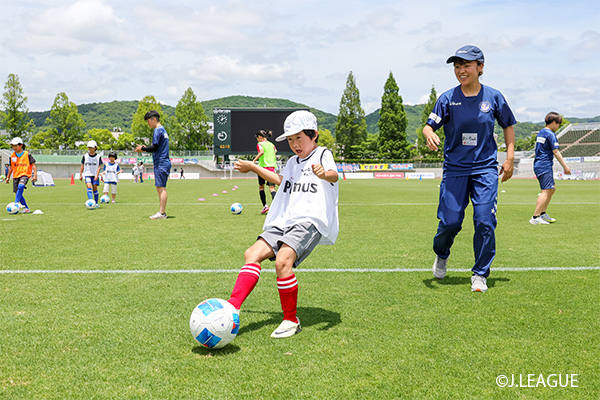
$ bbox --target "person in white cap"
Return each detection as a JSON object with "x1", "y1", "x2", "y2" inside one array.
[
  {"x1": 80, "y1": 140, "x2": 103, "y2": 206},
  {"x1": 5, "y1": 137, "x2": 37, "y2": 213},
  {"x1": 228, "y1": 110, "x2": 339, "y2": 339}
]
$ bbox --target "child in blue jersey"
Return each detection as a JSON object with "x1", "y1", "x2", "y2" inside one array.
[
  {"x1": 100, "y1": 151, "x2": 122, "y2": 203},
  {"x1": 80, "y1": 140, "x2": 103, "y2": 207},
  {"x1": 423, "y1": 45, "x2": 517, "y2": 293},
  {"x1": 135, "y1": 110, "x2": 171, "y2": 219},
  {"x1": 530, "y1": 112, "x2": 571, "y2": 225}
]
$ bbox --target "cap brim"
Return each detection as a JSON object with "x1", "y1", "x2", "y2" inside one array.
[
  {"x1": 275, "y1": 130, "x2": 303, "y2": 142},
  {"x1": 275, "y1": 133, "x2": 290, "y2": 142},
  {"x1": 447, "y1": 55, "x2": 483, "y2": 64}
]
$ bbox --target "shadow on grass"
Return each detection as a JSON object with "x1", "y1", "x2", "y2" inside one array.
[
  {"x1": 190, "y1": 307, "x2": 341, "y2": 356},
  {"x1": 422, "y1": 276, "x2": 510, "y2": 289},
  {"x1": 237, "y1": 307, "x2": 342, "y2": 336},
  {"x1": 192, "y1": 343, "x2": 241, "y2": 356}
]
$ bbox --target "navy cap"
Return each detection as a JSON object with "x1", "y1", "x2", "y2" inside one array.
[{"x1": 446, "y1": 45, "x2": 485, "y2": 64}]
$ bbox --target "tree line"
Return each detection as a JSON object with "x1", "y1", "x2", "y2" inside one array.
[
  {"x1": 0, "y1": 74, "x2": 211, "y2": 151},
  {"x1": 0, "y1": 72, "x2": 564, "y2": 159}
]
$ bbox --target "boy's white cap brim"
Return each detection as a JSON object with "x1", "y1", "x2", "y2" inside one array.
[
  {"x1": 87, "y1": 140, "x2": 97, "y2": 148},
  {"x1": 275, "y1": 110, "x2": 318, "y2": 142},
  {"x1": 10, "y1": 137, "x2": 24, "y2": 145}
]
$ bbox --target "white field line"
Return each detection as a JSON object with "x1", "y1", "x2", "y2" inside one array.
[
  {"x1": 0, "y1": 267, "x2": 598, "y2": 274},
  {"x1": 27, "y1": 201, "x2": 599, "y2": 206}
]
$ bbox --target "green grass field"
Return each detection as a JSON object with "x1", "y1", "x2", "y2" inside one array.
[{"x1": 1, "y1": 177, "x2": 599, "y2": 399}]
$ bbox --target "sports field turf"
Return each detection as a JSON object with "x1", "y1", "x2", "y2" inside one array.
[{"x1": 1, "y1": 177, "x2": 598, "y2": 399}]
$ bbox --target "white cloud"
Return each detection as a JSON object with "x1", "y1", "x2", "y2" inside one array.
[
  {"x1": 0, "y1": 0, "x2": 597, "y2": 120},
  {"x1": 6, "y1": 0, "x2": 123, "y2": 55}
]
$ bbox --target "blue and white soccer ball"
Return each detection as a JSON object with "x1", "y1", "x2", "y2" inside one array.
[
  {"x1": 6, "y1": 202, "x2": 20, "y2": 214},
  {"x1": 85, "y1": 199, "x2": 97, "y2": 210},
  {"x1": 190, "y1": 298, "x2": 239, "y2": 349},
  {"x1": 230, "y1": 202, "x2": 243, "y2": 214},
  {"x1": 100, "y1": 194, "x2": 110, "y2": 204}
]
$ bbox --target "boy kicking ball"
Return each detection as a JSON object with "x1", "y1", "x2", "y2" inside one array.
[{"x1": 229, "y1": 110, "x2": 339, "y2": 338}]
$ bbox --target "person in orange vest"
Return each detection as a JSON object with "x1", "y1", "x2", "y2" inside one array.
[{"x1": 5, "y1": 137, "x2": 37, "y2": 213}]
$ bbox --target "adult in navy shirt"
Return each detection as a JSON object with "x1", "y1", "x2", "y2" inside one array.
[
  {"x1": 135, "y1": 110, "x2": 171, "y2": 219},
  {"x1": 530, "y1": 112, "x2": 571, "y2": 225},
  {"x1": 423, "y1": 45, "x2": 517, "y2": 293}
]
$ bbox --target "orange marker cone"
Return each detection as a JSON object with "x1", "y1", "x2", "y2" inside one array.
[{"x1": 70, "y1": 174, "x2": 75, "y2": 185}]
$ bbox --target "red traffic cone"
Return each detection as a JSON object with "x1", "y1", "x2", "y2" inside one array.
[{"x1": 70, "y1": 174, "x2": 75, "y2": 185}]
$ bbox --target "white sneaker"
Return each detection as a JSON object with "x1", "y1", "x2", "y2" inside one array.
[
  {"x1": 270, "y1": 319, "x2": 302, "y2": 338},
  {"x1": 20, "y1": 207, "x2": 31, "y2": 214},
  {"x1": 432, "y1": 256, "x2": 448, "y2": 279},
  {"x1": 149, "y1": 212, "x2": 167, "y2": 220},
  {"x1": 540, "y1": 213, "x2": 556, "y2": 223},
  {"x1": 529, "y1": 216, "x2": 550, "y2": 225},
  {"x1": 471, "y1": 275, "x2": 488, "y2": 292}
]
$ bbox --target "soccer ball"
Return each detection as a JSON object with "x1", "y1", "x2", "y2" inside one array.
[
  {"x1": 190, "y1": 298, "x2": 240, "y2": 349},
  {"x1": 85, "y1": 199, "x2": 97, "y2": 209},
  {"x1": 6, "y1": 202, "x2": 20, "y2": 214},
  {"x1": 230, "y1": 202, "x2": 243, "y2": 214},
  {"x1": 100, "y1": 195, "x2": 110, "y2": 204}
]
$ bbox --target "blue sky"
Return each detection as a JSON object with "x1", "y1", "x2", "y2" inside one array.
[{"x1": 1, "y1": 0, "x2": 598, "y2": 122}]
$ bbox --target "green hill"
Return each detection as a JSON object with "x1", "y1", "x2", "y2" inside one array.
[{"x1": 28, "y1": 96, "x2": 599, "y2": 147}]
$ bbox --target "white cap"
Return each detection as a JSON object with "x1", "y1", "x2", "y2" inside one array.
[
  {"x1": 275, "y1": 110, "x2": 318, "y2": 142},
  {"x1": 87, "y1": 140, "x2": 97, "y2": 148},
  {"x1": 10, "y1": 137, "x2": 23, "y2": 145}
]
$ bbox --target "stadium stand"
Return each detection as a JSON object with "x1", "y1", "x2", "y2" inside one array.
[
  {"x1": 557, "y1": 123, "x2": 600, "y2": 156},
  {"x1": 516, "y1": 123, "x2": 600, "y2": 179}
]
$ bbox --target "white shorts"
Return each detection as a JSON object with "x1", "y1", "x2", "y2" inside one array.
[{"x1": 103, "y1": 183, "x2": 118, "y2": 194}]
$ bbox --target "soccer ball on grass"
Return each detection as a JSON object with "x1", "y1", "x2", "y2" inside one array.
[
  {"x1": 6, "y1": 202, "x2": 20, "y2": 214},
  {"x1": 190, "y1": 298, "x2": 239, "y2": 349},
  {"x1": 100, "y1": 195, "x2": 110, "y2": 204},
  {"x1": 85, "y1": 199, "x2": 97, "y2": 209},
  {"x1": 230, "y1": 202, "x2": 243, "y2": 214}
]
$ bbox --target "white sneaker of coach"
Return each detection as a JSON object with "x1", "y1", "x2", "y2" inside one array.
[
  {"x1": 432, "y1": 255, "x2": 448, "y2": 279},
  {"x1": 471, "y1": 275, "x2": 488, "y2": 292}
]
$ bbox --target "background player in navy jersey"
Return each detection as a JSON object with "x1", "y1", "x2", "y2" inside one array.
[
  {"x1": 135, "y1": 110, "x2": 171, "y2": 219},
  {"x1": 230, "y1": 110, "x2": 339, "y2": 338},
  {"x1": 530, "y1": 112, "x2": 571, "y2": 225},
  {"x1": 423, "y1": 45, "x2": 517, "y2": 293}
]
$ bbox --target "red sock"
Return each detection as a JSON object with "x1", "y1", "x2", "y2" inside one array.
[
  {"x1": 277, "y1": 274, "x2": 298, "y2": 323},
  {"x1": 229, "y1": 263, "x2": 261, "y2": 309}
]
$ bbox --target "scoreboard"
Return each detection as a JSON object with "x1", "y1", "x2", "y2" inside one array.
[{"x1": 213, "y1": 107, "x2": 308, "y2": 156}]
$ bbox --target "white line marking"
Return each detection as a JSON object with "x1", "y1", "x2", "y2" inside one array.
[
  {"x1": 28, "y1": 201, "x2": 599, "y2": 206},
  {"x1": 0, "y1": 267, "x2": 598, "y2": 274}
]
